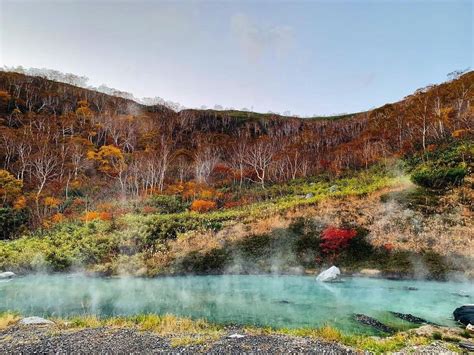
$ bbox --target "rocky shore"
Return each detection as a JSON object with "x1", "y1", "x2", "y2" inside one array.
[
  {"x1": 0, "y1": 324, "x2": 355, "y2": 354},
  {"x1": 1, "y1": 321, "x2": 469, "y2": 354}
]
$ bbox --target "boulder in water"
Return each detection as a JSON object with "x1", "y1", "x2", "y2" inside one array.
[
  {"x1": 453, "y1": 305, "x2": 474, "y2": 326},
  {"x1": 389, "y1": 311, "x2": 433, "y2": 325},
  {"x1": 0, "y1": 271, "x2": 15, "y2": 279},
  {"x1": 354, "y1": 314, "x2": 394, "y2": 334},
  {"x1": 316, "y1": 266, "x2": 340, "y2": 282},
  {"x1": 19, "y1": 316, "x2": 54, "y2": 326}
]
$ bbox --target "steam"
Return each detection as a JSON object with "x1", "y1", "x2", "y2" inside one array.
[{"x1": 2, "y1": 273, "x2": 472, "y2": 329}]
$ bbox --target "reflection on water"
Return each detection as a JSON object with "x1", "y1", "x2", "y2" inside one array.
[{"x1": 0, "y1": 274, "x2": 472, "y2": 333}]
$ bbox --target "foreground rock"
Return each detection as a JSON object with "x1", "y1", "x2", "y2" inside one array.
[
  {"x1": 354, "y1": 314, "x2": 394, "y2": 334},
  {"x1": 459, "y1": 341, "x2": 474, "y2": 351},
  {"x1": 0, "y1": 326, "x2": 355, "y2": 354},
  {"x1": 19, "y1": 317, "x2": 54, "y2": 326},
  {"x1": 410, "y1": 324, "x2": 467, "y2": 342},
  {"x1": 453, "y1": 305, "x2": 474, "y2": 326},
  {"x1": 0, "y1": 271, "x2": 15, "y2": 279},
  {"x1": 316, "y1": 266, "x2": 340, "y2": 282}
]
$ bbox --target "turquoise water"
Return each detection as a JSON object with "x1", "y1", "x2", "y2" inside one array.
[{"x1": 1, "y1": 274, "x2": 472, "y2": 333}]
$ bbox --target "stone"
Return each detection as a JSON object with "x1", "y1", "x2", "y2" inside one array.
[
  {"x1": 354, "y1": 314, "x2": 394, "y2": 334},
  {"x1": 19, "y1": 316, "x2": 54, "y2": 326},
  {"x1": 410, "y1": 324, "x2": 463, "y2": 340},
  {"x1": 459, "y1": 341, "x2": 474, "y2": 351},
  {"x1": 228, "y1": 333, "x2": 245, "y2": 339},
  {"x1": 359, "y1": 269, "x2": 381, "y2": 277},
  {"x1": 329, "y1": 185, "x2": 338, "y2": 193},
  {"x1": 305, "y1": 193, "x2": 314, "y2": 199},
  {"x1": 467, "y1": 324, "x2": 474, "y2": 333},
  {"x1": 389, "y1": 311, "x2": 430, "y2": 324},
  {"x1": 316, "y1": 266, "x2": 340, "y2": 282},
  {"x1": 0, "y1": 271, "x2": 15, "y2": 279},
  {"x1": 453, "y1": 305, "x2": 474, "y2": 326}
]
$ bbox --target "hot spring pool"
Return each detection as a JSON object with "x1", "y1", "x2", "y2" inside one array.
[{"x1": 1, "y1": 274, "x2": 472, "y2": 333}]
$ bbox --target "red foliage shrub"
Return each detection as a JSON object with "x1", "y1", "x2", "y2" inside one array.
[
  {"x1": 383, "y1": 242, "x2": 394, "y2": 252},
  {"x1": 190, "y1": 199, "x2": 217, "y2": 213},
  {"x1": 320, "y1": 227, "x2": 357, "y2": 256}
]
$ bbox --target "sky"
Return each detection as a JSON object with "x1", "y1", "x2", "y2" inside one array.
[{"x1": 0, "y1": 0, "x2": 472, "y2": 116}]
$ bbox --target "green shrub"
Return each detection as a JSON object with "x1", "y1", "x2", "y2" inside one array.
[
  {"x1": 177, "y1": 248, "x2": 231, "y2": 273},
  {"x1": 0, "y1": 208, "x2": 28, "y2": 240},
  {"x1": 422, "y1": 251, "x2": 450, "y2": 280},
  {"x1": 147, "y1": 195, "x2": 189, "y2": 214},
  {"x1": 411, "y1": 164, "x2": 467, "y2": 189}
]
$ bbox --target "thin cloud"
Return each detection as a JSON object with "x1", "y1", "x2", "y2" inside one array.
[{"x1": 231, "y1": 13, "x2": 294, "y2": 62}]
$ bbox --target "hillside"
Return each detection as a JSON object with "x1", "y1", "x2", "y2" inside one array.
[{"x1": 0, "y1": 70, "x2": 472, "y2": 278}]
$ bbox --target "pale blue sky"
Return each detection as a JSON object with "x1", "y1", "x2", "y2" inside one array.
[{"x1": 1, "y1": 0, "x2": 472, "y2": 115}]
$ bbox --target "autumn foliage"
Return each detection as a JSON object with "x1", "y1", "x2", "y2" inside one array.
[
  {"x1": 320, "y1": 227, "x2": 357, "y2": 257},
  {"x1": 0, "y1": 69, "x2": 472, "y2": 232},
  {"x1": 190, "y1": 199, "x2": 217, "y2": 213},
  {"x1": 81, "y1": 211, "x2": 112, "y2": 222}
]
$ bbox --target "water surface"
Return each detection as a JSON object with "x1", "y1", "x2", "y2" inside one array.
[{"x1": 1, "y1": 274, "x2": 471, "y2": 333}]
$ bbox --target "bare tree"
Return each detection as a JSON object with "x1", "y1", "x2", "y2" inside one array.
[
  {"x1": 194, "y1": 146, "x2": 220, "y2": 184},
  {"x1": 244, "y1": 138, "x2": 276, "y2": 188}
]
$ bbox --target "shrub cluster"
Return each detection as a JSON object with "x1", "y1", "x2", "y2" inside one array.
[{"x1": 411, "y1": 164, "x2": 467, "y2": 189}]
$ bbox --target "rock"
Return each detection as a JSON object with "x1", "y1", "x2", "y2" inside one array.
[
  {"x1": 403, "y1": 286, "x2": 418, "y2": 291},
  {"x1": 354, "y1": 314, "x2": 394, "y2": 334},
  {"x1": 410, "y1": 324, "x2": 463, "y2": 340},
  {"x1": 19, "y1": 316, "x2": 54, "y2": 326},
  {"x1": 359, "y1": 269, "x2": 381, "y2": 277},
  {"x1": 467, "y1": 324, "x2": 474, "y2": 333},
  {"x1": 453, "y1": 305, "x2": 474, "y2": 326},
  {"x1": 305, "y1": 193, "x2": 314, "y2": 199},
  {"x1": 329, "y1": 185, "x2": 338, "y2": 193},
  {"x1": 0, "y1": 271, "x2": 15, "y2": 279},
  {"x1": 228, "y1": 333, "x2": 245, "y2": 339},
  {"x1": 459, "y1": 341, "x2": 474, "y2": 351},
  {"x1": 451, "y1": 291, "x2": 470, "y2": 298},
  {"x1": 316, "y1": 266, "x2": 340, "y2": 282},
  {"x1": 389, "y1": 311, "x2": 431, "y2": 325}
]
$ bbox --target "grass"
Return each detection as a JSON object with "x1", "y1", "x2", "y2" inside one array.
[
  {"x1": 247, "y1": 325, "x2": 433, "y2": 353},
  {"x1": 0, "y1": 312, "x2": 20, "y2": 330},
  {"x1": 244, "y1": 324, "x2": 432, "y2": 353}
]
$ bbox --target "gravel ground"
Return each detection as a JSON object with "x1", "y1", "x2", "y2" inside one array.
[{"x1": 0, "y1": 325, "x2": 355, "y2": 354}]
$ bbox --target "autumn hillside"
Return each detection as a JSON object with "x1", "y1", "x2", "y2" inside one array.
[{"x1": 0, "y1": 69, "x2": 473, "y2": 226}]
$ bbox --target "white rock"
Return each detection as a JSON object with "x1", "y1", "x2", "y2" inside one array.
[
  {"x1": 228, "y1": 333, "x2": 245, "y2": 339},
  {"x1": 467, "y1": 324, "x2": 474, "y2": 333},
  {"x1": 19, "y1": 316, "x2": 54, "y2": 325},
  {"x1": 0, "y1": 271, "x2": 15, "y2": 279},
  {"x1": 316, "y1": 266, "x2": 341, "y2": 282}
]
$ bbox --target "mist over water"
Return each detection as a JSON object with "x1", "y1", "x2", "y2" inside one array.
[{"x1": 1, "y1": 274, "x2": 472, "y2": 334}]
